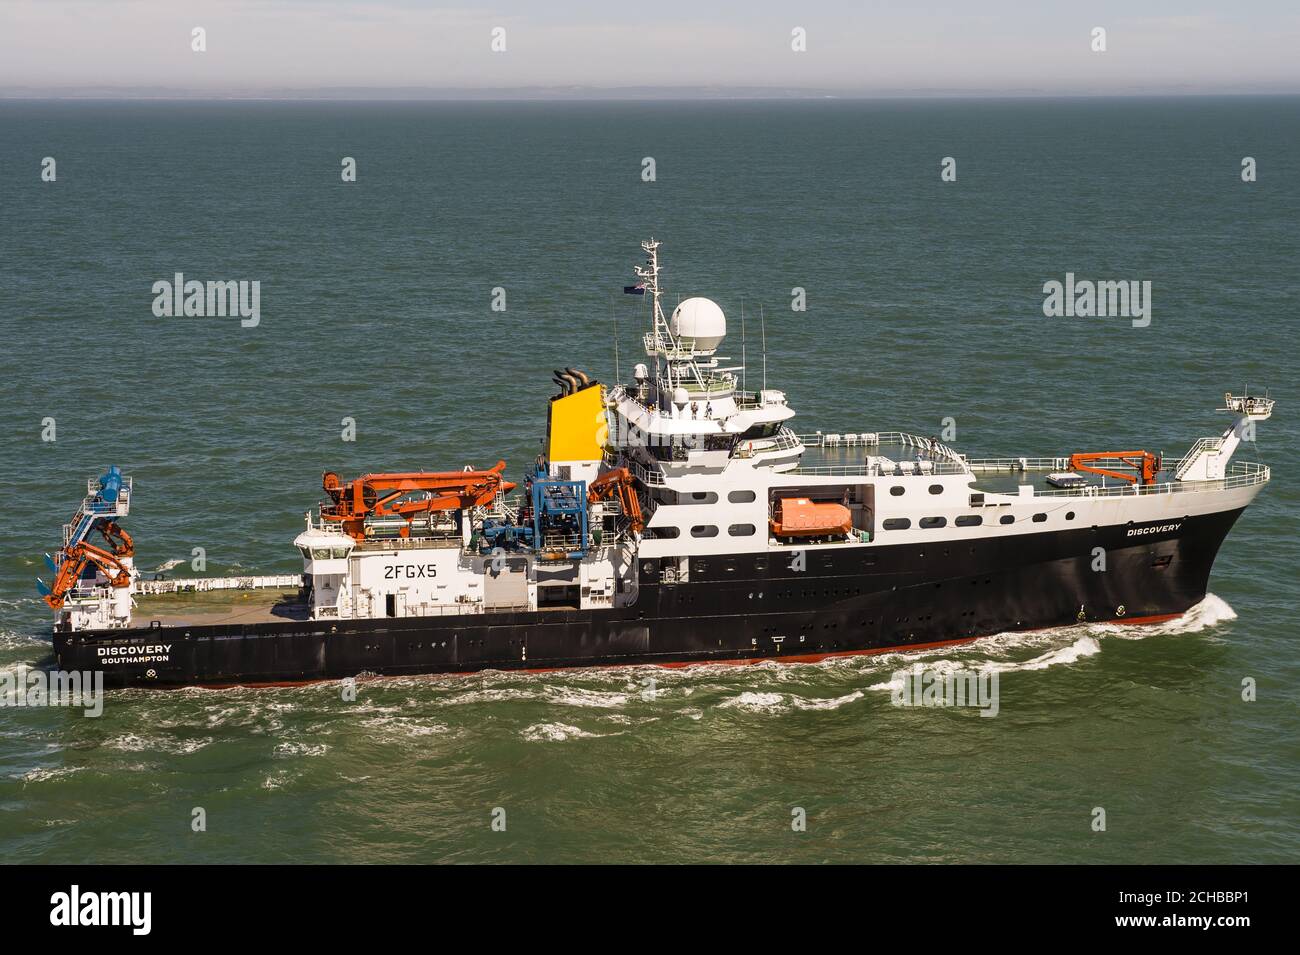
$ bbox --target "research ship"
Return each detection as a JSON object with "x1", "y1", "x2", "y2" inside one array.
[{"x1": 42, "y1": 240, "x2": 1274, "y2": 688}]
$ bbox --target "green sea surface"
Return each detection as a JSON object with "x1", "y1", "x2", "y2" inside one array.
[{"x1": 0, "y1": 98, "x2": 1296, "y2": 863}]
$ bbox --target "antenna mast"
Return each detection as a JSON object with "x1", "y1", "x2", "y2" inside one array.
[{"x1": 634, "y1": 237, "x2": 680, "y2": 393}]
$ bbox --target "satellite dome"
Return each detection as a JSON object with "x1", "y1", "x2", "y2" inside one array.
[
  {"x1": 672, "y1": 387, "x2": 690, "y2": 407},
  {"x1": 670, "y1": 297, "x2": 726, "y2": 353}
]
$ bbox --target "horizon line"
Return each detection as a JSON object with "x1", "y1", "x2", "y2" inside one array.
[{"x1": 4, "y1": 86, "x2": 1300, "y2": 104}]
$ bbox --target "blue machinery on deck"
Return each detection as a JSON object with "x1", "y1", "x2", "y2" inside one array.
[{"x1": 479, "y1": 467, "x2": 591, "y2": 560}]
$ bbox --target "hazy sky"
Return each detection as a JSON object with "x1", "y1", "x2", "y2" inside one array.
[{"x1": 1, "y1": 0, "x2": 1297, "y2": 97}]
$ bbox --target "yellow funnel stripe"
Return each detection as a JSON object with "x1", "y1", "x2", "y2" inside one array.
[{"x1": 548, "y1": 384, "x2": 607, "y2": 462}]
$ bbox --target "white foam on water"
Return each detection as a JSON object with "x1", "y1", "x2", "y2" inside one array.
[
  {"x1": 791, "y1": 690, "x2": 865, "y2": 711},
  {"x1": 543, "y1": 685, "x2": 631, "y2": 709},
  {"x1": 520, "y1": 722, "x2": 618, "y2": 742},
  {"x1": 435, "y1": 686, "x2": 544, "y2": 707},
  {"x1": 273, "y1": 741, "x2": 328, "y2": 757},
  {"x1": 12, "y1": 765, "x2": 85, "y2": 784},
  {"x1": 718, "y1": 691, "x2": 787, "y2": 713},
  {"x1": 867, "y1": 635, "x2": 1103, "y2": 692},
  {"x1": 1095, "y1": 593, "x2": 1237, "y2": 639},
  {"x1": 360, "y1": 715, "x2": 451, "y2": 739},
  {"x1": 105, "y1": 733, "x2": 214, "y2": 755},
  {"x1": 152, "y1": 558, "x2": 185, "y2": 572}
]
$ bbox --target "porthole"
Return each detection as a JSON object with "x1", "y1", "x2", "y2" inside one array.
[
  {"x1": 955, "y1": 515, "x2": 983, "y2": 527},
  {"x1": 728, "y1": 523, "x2": 756, "y2": 537},
  {"x1": 1032, "y1": 513, "x2": 1047, "y2": 523},
  {"x1": 1065, "y1": 511, "x2": 1075, "y2": 520},
  {"x1": 690, "y1": 525, "x2": 719, "y2": 538},
  {"x1": 883, "y1": 518, "x2": 911, "y2": 530},
  {"x1": 890, "y1": 486, "x2": 905, "y2": 497},
  {"x1": 920, "y1": 516, "x2": 947, "y2": 529},
  {"x1": 999, "y1": 515, "x2": 1014, "y2": 525},
  {"x1": 928, "y1": 485, "x2": 943, "y2": 495},
  {"x1": 728, "y1": 489, "x2": 756, "y2": 503}
]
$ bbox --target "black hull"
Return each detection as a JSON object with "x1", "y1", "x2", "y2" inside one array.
[{"x1": 53, "y1": 508, "x2": 1246, "y2": 688}]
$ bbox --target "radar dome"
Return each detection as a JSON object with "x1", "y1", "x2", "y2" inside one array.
[{"x1": 670, "y1": 297, "x2": 726, "y2": 353}]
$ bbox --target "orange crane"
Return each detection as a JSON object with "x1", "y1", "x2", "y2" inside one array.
[
  {"x1": 321, "y1": 461, "x2": 517, "y2": 540},
  {"x1": 587, "y1": 468, "x2": 644, "y2": 533},
  {"x1": 1068, "y1": 450, "x2": 1163, "y2": 486},
  {"x1": 42, "y1": 520, "x2": 135, "y2": 611}
]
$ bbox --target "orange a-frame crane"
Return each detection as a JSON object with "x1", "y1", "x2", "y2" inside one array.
[
  {"x1": 1068, "y1": 450, "x2": 1163, "y2": 486},
  {"x1": 42, "y1": 520, "x2": 135, "y2": 611},
  {"x1": 587, "y1": 467, "x2": 644, "y2": 533},
  {"x1": 321, "y1": 461, "x2": 517, "y2": 540}
]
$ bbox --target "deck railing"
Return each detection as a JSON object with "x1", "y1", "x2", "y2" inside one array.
[{"x1": 1028, "y1": 460, "x2": 1269, "y2": 498}]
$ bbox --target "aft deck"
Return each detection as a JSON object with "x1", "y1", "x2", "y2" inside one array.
[{"x1": 132, "y1": 587, "x2": 308, "y2": 628}]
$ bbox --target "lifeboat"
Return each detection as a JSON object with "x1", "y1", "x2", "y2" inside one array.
[{"x1": 770, "y1": 497, "x2": 852, "y2": 538}]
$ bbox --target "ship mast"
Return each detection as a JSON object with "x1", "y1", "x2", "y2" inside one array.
[{"x1": 634, "y1": 238, "x2": 681, "y2": 399}]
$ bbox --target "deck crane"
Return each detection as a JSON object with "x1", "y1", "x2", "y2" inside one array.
[
  {"x1": 1068, "y1": 450, "x2": 1163, "y2": 486},
  {"x1": 320, "y1": 461, "x2": 517, "y2": 541},
  {"x1": 586, "y1": 467, "x2": 644, "y2": 534},
  {"x1": 38, "y1": 465, "x2": 137, "y2": 612}
]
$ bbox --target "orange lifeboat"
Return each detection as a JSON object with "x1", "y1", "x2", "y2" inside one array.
[{"x1": 770, "y1": 497, "x2": 852, "y2": 538}]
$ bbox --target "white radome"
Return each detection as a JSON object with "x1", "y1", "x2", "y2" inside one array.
[{"x1": 670, "y1": 297, "x2": 726, "y2": 353}]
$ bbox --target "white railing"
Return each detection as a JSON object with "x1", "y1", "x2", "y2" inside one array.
[
  {"x1": 1173, "y1": 437, "x2": 1225, "y2": 480},
  {"x1": 628, "y1": 457, "x2": 666, "y2": 486},
  {"x1": 966, "y1": 456, "x2": 1072, "y2": 473},
  {"x1": 1030, "y1": 460, "x2": 1269, "y2": 498},
  {"x1": 136, "y1": 574, "x2": 303, "y2": 594},
  {"x1": 800, "y1": 431, "x2": 969, "y2": 470}
]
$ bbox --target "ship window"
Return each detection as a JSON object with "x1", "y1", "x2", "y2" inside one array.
[
  {"x1": 928, "y1": 485, "x2": 943, "y2": 495},
  {"x1": 299, "y1": 547, "x2": 311, "y2": 560},
  {"x1": 1066, "y1": 511, "x2": 1075, "y2": 520},
  {"x1": 332, "y1": 548, "x2": 350, "y2": 559},
  {"x1": 883, "y1": 518, "x2": 911, "y2": 530},
  {"x1": 999, "y1": 515, "x2": 1014, "y2": 525},
  {"x1": 728, "y1": 523, "x2": 757, "y2": 537},
  {"x1": 311, "y1": 548, "x2": 332, "y2": 559},
  {"x1": 955, "y1": 515, "x2": 982, "y2": 527},
  {"x1": 647, "y1": 526, "x2": 680, "y2": 539},
  {"x1": 690, "y1": 525, "x2": 719, "y2": 538},
  {"x1": 753, "y1": 557, "x2": 768, "y2": 571},
  {"x1": 920, "y1": 516, "x2": 947, "y2": 529},
  {"x1": 685, "y1": 492, "x2": 719, "y2": 504},
  {"x1": 1032, "y1": 513, "x2": 1047, "y2": 523},
  {"x1": 728, "y1": 490, "x2": 756, "y2": 503},
  {"x1": 890, "y1": 486, "x2": 905, "y2": 496}
]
